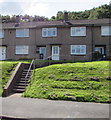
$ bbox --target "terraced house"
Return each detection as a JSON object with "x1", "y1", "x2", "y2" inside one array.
[{"x1": 0, "y1": 18, "x2": 111, "y2": 61}]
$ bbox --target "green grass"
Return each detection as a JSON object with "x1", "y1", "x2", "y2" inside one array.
[
  {"x1": 0, "y1": 60, "x2": 30, "y2": 96},
  {"x1": 22, "y1": 61, "x2": 111, "y2": 103},
  {"x1": 0, "y1": 62, "x2": 17, "y2": 95}
]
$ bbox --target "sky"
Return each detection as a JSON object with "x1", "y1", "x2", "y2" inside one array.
[{"x1": 0, "y1": 0, "x2": 110, "y2": 18}]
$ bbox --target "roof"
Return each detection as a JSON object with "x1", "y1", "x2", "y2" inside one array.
[{"x1": 2, "y1": 19, "x2": 111, "y2": 29}]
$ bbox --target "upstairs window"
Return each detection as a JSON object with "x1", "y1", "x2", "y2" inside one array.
[
  {"x1": 16, "y1": 29, "x2": 29, "y2": 37},
  {"x1": 101, "y1": 26, "x2": 111, "y2": 36},
  {"x1": 71, "y1": 27, "x2": 86, "y2": 36},
  {"x1": 16, "y1": 45, "x2": 29, "y2": 54},
  {"x1": 70, "y1": 45, "x2": 86, "y2": 55},
  {"x1": 42, "y1": 28, "x2": 57, "y2": 37},
  {"x1": 0, "y1": 30, "x2": 4, "y2": 38}
]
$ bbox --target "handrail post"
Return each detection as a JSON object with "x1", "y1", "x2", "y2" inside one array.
[{"x1": 25, "y1": 59, "x2": 34, "y2": 90}]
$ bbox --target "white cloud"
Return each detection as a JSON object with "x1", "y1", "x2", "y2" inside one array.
[
  {"x1": 0, "y1": 0, "x2": 110, "y2": 18},
  {"x1": 23, "y1": 1, "x2": 49, "y2": 16}
]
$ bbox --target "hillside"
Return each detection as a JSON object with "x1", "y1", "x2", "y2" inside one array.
[
  {"x1": 54, "y1": 4, "x2": 111, "y2": 20},
  {"x1": 1, "y1": 4, "x2": 111, "y2": 23},
  {"x1": 22, "y1": 61, "x2": 111, "y2": 103}
]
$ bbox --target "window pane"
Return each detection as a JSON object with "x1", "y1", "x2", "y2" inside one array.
[
  {"x1": 16, "y1": 29, "x2": 29, "y2": 37},
  {"x1": 71, "y1": 45, "x2": 86, "y2": 55},
  {"x1": 0, "y1": 30, "x2": 4, "y2": 38},
  {"x1": 76, "y1": 47, "x2": 81, "y2": 53},
  {"x1": 53, "y1": 46, "x2": 59, "y2": 55},
  {"x1": 71, "y1": 27, "x2": 86, "y2": 36},
  {"x1": 48, "y1": 30, "x2": 51, "y2": 36},
  {"x1": 81, "y1": 46, "x2": 86, "y2": 54},
  {"x1": 16, "y1": 46, "x2": 29, "y2": 54},
  {"x1": 72, "y1": 47, "x2": 76, "y2": 53},
  {"x1": 42, "y1": 28, "x2": 57, "y2": 37},
  {"x1": 101, "y1": 26, "x2": 111, "y2": 36},
  {"x1": 40, "y1": 47, "x2": 46, "y2": 55}
]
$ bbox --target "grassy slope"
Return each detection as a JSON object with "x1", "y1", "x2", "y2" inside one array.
[
  {"x1": 22, "y1": 61, "x2": 111, "y2": 103},
  {"x1": 0, "y1": 60, "x2": 30, "y2": 95},
  {"x1": 0, "y1": 62, "x2": 18, "y2": 95}
]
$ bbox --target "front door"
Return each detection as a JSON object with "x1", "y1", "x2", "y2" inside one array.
[
  {"x1": 0, "y1": 46, "x2": 6, "y2": 60},
  {"x1": 95, "y1": 47, "x2": 105, "y2": 55},
  {"x1": 52, "y1": 46, "x2": 59, "y2": 60},
  {"x1": 39, "y1": 47, "x2": 46, "y2": 59}
]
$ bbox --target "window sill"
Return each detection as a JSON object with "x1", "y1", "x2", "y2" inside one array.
[
  {"x1": 101, "y1": 35, "x2": 111, "y2": 37},
  {"x1": 70, "y1": 36, "x2": 86, "y2": 37},
  {"x1": 15, "y1": 54, "x2": 29, "y2": 55},
  {"x1": 16, "y1": 37, "x2": 30, "y2": 38},
  {"x1": 42, "y1": 35, "x2": 57, "y2": 38},
  {"x1": 71, "y1": 54, "x2": 86, "y2": 56}
]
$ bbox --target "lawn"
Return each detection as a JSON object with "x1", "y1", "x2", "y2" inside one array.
[{"x1": 22, "y1": 61, "x2": 111, "y2": 103}]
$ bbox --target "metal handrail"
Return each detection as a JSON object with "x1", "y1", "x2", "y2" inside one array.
[
  {"x1": 25, "y1": 59, "x2": 35, "y2": 79},
  {"x1": 43, "y1": 55, "x2": 52, "y2": 60}
]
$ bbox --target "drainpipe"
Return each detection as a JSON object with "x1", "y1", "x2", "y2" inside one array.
[{"x1": 91, "y1": 24, "x2": 94, "y2": 61}]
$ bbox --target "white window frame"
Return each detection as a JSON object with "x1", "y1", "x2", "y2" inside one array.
[
  {"x1": 16, "y1": 45, "x2": 29, "y2": 54},
  {"x1": 42, "y1": 28, "x2": 57, "y2": 37},
  {"x1": 71, "y1": 27, "x2": 86, "y2": 36},
  {"x1": 70, "y1": 45, "x2": 86, "y2": 55},
  {"x1": 101, "y1": 26, "x2": 111, "y2": 36},
  {"x1": 16, "y1": 29, "x2": 29, "y2": 37},
  {"x1": 0, "y1": 30, "x2": 4, "y2": 38}
]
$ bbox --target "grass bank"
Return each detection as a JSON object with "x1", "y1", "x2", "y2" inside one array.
[
  {"x1": 22, "y1": 61, "x2": 111, "y2": 103},
  {"x1": 0, "y1": 60, "x2": 30, "y2": 96},
  {"x1": 0, "y1": 62, "x2": 18, "y2": 95}
]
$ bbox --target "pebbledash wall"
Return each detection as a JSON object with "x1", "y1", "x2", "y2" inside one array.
[{"x1": 0, "y1": 19, "x2": 111, "y2": 61}]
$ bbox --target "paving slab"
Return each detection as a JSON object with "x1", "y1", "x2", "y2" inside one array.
[{"x1": 1, "y1": 94, "x2": 110, "y2": 119}]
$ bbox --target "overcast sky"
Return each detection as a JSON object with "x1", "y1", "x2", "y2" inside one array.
[{"x1": 0, "y1": 0, "x2": 110, "y2": 18}]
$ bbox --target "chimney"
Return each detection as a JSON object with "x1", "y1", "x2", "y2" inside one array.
[
  {"x1": 16, "y1": 15, "x2": 20, "y2": 23},
  {"x1": 15, "y1": 15, "x2": 20, "y2": 27},
  {"x1": 64, "y1": 12, "x2": 68, "y2": 22}
]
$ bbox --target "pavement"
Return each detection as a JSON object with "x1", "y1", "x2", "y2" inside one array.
[{"x1": 1, "y1": 93, "x2": 110, "y2": 119}]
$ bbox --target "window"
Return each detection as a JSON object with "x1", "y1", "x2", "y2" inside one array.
[
  {"x1": 71, "y1": 27, "x2": 86, "y2": 36},
  {"x1": 0, "y1": 30, "x2": 4, "y2": 38},
  {"x1": 53, "y1": 46, "x2": 59, "y2": 55},
  {"x1": 101, "y1": 26, "x2": 111, "y2": 36},
  {"x1": 16, "y1": 29, "x2": 29, "y2": 37},
  {"x1": 71, "y1": 45, "x2": 86, "y2": 55},
  {"x1": 16, "y1": 46, "x2": 29, "y2": 54},
  {"x1": 42, "y1": 28, "x2": 57, "y2": 37}
]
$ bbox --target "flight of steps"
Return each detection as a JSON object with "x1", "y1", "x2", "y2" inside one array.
[{"x1": 12, "y1": 69, "x2": 32, "y2": 93}]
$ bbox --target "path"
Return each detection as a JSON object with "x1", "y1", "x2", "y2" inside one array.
[{"x1": 1, "y1": 94, "x2": 110, "y2": 119}]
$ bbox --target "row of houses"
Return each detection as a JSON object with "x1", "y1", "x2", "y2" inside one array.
[{"x1": 0, "y1": 17, "x2": 111, "y2": 61}]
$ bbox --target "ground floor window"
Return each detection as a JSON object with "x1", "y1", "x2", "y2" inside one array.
[
  {"x1": 70, "y1": 45, "x2": 86, "y2": 55},
  {"x1": 16, "y1": 45, "x2": 29, "y2": 54}
]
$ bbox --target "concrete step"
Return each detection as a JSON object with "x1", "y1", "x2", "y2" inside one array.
[
  {"x1": 23, "y1": 69, "x2": 32, "y2": 72},
  {"x1": 20, "y1": 75, "x2": 31, "y2": 78},
  {"x1": 15, "y1": 83, "x2": 28, "y2": 86},
  {"x1": 16, "y1": 80, "x2": 29, "y2": 83},
  {"x1": 13, "y1": 88, "x2": 26, "y2": 93},
  {"x1": 20, "y1": 76, "x2": 31, "y2": 80},
  {"x1": 21, "y1": 73, "x2": 31, "y2": 76},
  {"x1": 14, "y1": 85, "x2": 26, "y2": 89},
  {"x1": 20, "y1": 78, "x2": 30, "y2": 81}
]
